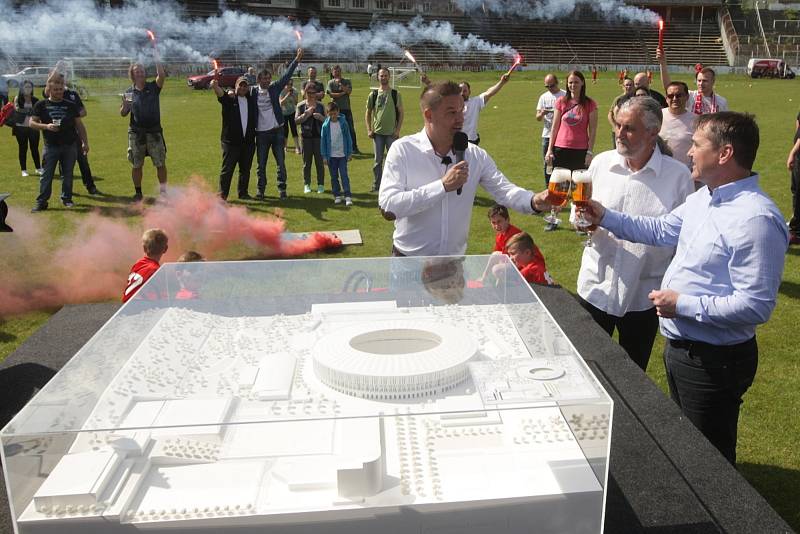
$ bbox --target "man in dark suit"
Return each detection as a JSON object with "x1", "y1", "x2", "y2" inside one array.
[{"x1": 211, "y1": 74, "x2": 257, "y2": 200}]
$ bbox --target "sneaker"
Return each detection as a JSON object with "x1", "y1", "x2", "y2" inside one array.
[
  {"x1": 345, "y1": 197, "x2": 353, "y2": 207},
  {"x1": 334, "y1": 196, "x2": 343, "y2": 204},
  {"x1": 303, "y1": 185, "x2": 311, "y2": 194},
  {"x1": 317, "y1": 185, "x2": 324, "y2": 194},
  {"x1": 21, "y1": 170, "x2": 29, "y2": 177},
  {"x1": 133, "y1": 191, "x2": 143, "y2": 202},
  {"x1": 294, "y1": 147, "x2": 301, "y2": 154},
  {"x1": 62, "y1": 200, "x2": 74, "y2": 208},
  {"x1": 544, "y1": 222, "x2": 558, "y2": 232},
  {"x1": 31, "y1": 203, "x2": 47, "y2": 213},
  {"x1": 255, "y1": 192, "x2": 266, "y2": 200},
  {"x1": 88, "y1": 187, "x2": 101, "y2": 196},
  {"x1": 790, "y1": 233, "x2": 800, "y2": 246},
  {"x1": 35, "y1": 168, "x2": 44, "y2": 175}
]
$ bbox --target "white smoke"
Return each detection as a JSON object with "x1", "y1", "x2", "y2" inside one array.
[
  {"x1": 0, "y1": 0, "x2": 514, "y2": 65},
  {"x1": 458, "y1": 0, "x2": 659, "y2": 24}
]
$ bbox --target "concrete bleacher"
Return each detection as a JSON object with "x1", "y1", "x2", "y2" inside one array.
[{"x1": 726, "y1": 2, "x2": 800, "y2": 66}]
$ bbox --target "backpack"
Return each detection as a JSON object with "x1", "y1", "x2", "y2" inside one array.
[{"x1": 367, "y1": 88, "x2": 399, "y2": 127}]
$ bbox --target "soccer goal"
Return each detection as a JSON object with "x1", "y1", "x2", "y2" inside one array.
[{"x1": 389, "y1": 67, "x2": 421, "y2": 89}]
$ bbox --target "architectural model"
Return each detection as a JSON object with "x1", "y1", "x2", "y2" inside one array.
[{"x1": 2, "y1": 258, "x2": 612, "y2": 534}]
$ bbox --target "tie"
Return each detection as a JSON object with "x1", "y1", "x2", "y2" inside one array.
[{"x1": 441, "y1": 156, "x2": 452, "y2": 165}]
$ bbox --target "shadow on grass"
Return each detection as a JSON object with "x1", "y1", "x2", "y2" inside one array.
[
  {"x1": 779, "y1": 280, "x2": 800, "y2": 298},
  {"x1": 738, "y1": 462, "x2": 800, "y2": 529},
  {"x1": 0, "y1": 331, "x2": 16, "y2": 343},
  {"x1": 787, "y1": 246, "x2": 800, "y2": 256},
  {"x1": 0, "y1": 363, "x2": 57, "y2": 429}
]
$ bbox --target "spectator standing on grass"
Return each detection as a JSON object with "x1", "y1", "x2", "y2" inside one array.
[
  {"x1": 321, "y1": 102, "x2": 353, "y2": 206},
  {"x1": 29, "y1": 74, "x2": 89, "y2": 212},
  {"x1": 327, "y1": 65, "x2": 360, "y2": 155},
  {"x1": 210, "y1": 73, "x2": 257, "y2": 201},
  {"x1": 279, "y1": 78, "x2": 300, "y2": 154},
  {"x1": 787, "y1": 110, "x2": 800, "y2": 245},
  {"x1": 607, "y1": 77, "x2": 635, "y2": 147},
  {"x1": 573, "y1": 97, "x2": 693, "y2": 371},
  {"x1": 120, "y1": 47, "x2": 168, "y2": 201},
  {"x1": 578, "y1": 112, "x2": 787, "y2": 465},
  {"x1": 658, "y1": 48, "x2": 728, "y2": 114},
  {"x1": 251, "y1": 48, "x2": 303, "y2": 201},
  {"x1": 295, "y1": 85, "x2": 326, "y2": 194},
  {"x1": 634, "y1": 71, "x2": 667, "y2": 108},
  {"x1": 366, "y1": 68, "x2": 403, "y2": 193},
  {"x1": 302, "y1": 66, "x2": 324, "y2": 101},
  {"x1": 536, "y1": 74, "x2": 566, "y2": 185},
  {"x1": 459, "y1": 72, "x2": 511, "y2": 145},
  {"x1": 11, "y1": 80, "x2": 42, "y2": 177},
  {"x1": 659, "y1": 81, "x2": 696, "y2": 171}
]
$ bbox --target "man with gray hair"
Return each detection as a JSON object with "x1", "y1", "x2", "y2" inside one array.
[{"x1": 574, "y1": 96, "x2": 693, "y2": 370}]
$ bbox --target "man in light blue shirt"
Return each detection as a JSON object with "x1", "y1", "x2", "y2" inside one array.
[{"x1": 578, "y1": 112, "x2": 788, "y2": 464}]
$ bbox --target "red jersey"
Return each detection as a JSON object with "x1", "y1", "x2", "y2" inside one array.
[
  {"x1": 493, "y1": 224, "x2": 522, "y2": 254},
  {"x1": 517, "y1": 246, "x2": 555, "y2": 286},
  {"x1": 122, "y1": 257, "x2": 160, "y2": 303}
]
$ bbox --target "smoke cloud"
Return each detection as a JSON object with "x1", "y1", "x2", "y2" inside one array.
[
  {"x1": 0, "y1": 179, "x2": 340, "y2": 316},
  {"x1": 457, "y1": 0, "x2": 659, "y2": 24},
  {"x1": 0, "y1": 0, "x2": 514, "y2": 65}
]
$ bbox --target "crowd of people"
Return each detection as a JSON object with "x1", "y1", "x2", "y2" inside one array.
[{"x1": 2, "y1": 42, "x2": 797, "y2": 466}]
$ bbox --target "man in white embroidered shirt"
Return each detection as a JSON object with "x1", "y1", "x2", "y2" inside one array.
[
  {"x1": 579, "y1": 112, "x2": 788, "y2": 465},
  {"x1": 379, "y1": 81, "x2": 547, "y2": 257},
  {"x1": 577, "y1": 97, "x2": 693, "y2": 372}
]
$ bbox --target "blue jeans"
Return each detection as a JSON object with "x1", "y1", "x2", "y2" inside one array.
[
  {"x1": 372, "y1": 134, "x2": 395, "y2": 190},
  {"x1": 328, "y1": 157, "x2": 351, "y2": 197},
  {"x1": 256, "y1": 129, "x2": 286, "y2": 193},
  {"x1": 542, "y1": 137, "x2": 551, "y2": 186},
  {"x1": 37, "y1": 143, "x2": 77, "y2": 206}
]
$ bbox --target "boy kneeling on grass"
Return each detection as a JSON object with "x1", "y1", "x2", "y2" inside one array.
[{"x1": 505, "y1": 232, "x2": 556, "y2": 286}]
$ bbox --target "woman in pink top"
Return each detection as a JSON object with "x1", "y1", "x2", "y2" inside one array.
[{"x1": 545, "y1": 71, "x2": 598, "y2": 171}]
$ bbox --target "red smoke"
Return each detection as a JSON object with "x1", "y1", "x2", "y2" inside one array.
[{"x1": 0, "y1": 179, "x2": 340, "y2": 316}]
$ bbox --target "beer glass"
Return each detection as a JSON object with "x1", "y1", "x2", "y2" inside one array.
[
  {"x1": 544, "y1": 167, "x2": 571, "y2": 225},
  {"x1": 571, "y1": 169, "x2": 595, "y2": 247}
]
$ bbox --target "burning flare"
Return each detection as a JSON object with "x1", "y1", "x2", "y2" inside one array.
[
  {"x1": 294, "y1": 30, "x2": 302, "y2": 42},
  {"x1": 146, "y1": 29, "x2": 156, "y2": 42},
  {"x1": 403, "y1": 49, "x2": 418, "y2": 66},
  {"x1": 506, "y1": 53, "x2": 522, "y2": 76},
  {"x1": 658, "y1": 19, "x2": 664, "y2": 50}
]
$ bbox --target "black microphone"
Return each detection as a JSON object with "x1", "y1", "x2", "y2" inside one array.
[{"x1": 453, "y1": 131, "x2": 468, "y2": 195}]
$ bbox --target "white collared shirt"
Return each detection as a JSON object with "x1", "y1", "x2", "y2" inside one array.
[
  {"x1": 237, "y1": 96, "x2": 248, "y2": 134},
  {"x1": 379, "y1": 129, "x2": 535, "y2": 256},
  {"x1": 577, "y1": 146, "x2": 694, "y2": 316}
]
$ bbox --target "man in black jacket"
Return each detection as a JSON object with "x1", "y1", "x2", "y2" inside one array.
[{"x1": 211, "y1": 74, "x2": 257, "y2": 201}]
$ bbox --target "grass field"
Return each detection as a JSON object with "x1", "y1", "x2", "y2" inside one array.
[{"x1": 0, "y1": 70, "x2": 798, "y2": 529}]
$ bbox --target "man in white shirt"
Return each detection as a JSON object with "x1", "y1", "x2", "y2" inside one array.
[
  {"x1": 459, "y1": 72, "x2": 510, "y2": 145},
  {"x1": 379, "y1": 81, "x2": 549, "y2": 257},
  {"x1": 577, "y1": 96, "x2": 693, "y2": 371},
  {"x1": 658, "y1": 48, "x2": 728, "y2": 115},
  {"x1": 536, "y1": 73, "x2": 566, "y2": 185},
  {"x1": 659, "y1": 81, "x2": 696, "y2": 170}
]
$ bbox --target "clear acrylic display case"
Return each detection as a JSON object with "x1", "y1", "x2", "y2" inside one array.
[{"x1": 1, "y1": 255, "x2": 613, "y2": 534}]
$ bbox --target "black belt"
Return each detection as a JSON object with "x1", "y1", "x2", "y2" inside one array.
[
  {"x1": 668, "y1": 336, "x2": 755, "y2": 352},
  {"x1": 258, "y1": 125, "x2": 282, "y2": 134}
]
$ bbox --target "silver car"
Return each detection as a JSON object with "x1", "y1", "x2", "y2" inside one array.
[{"x1": 2, "y1": 66, "x2": 52, "y2": 88}]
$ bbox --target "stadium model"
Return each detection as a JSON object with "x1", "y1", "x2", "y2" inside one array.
[{"x1": 1, "y1": 256, "x2": 613, "y2": 534}]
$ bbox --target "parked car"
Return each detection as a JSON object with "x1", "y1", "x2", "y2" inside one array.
[
  {"x1": 1, "y1": 66, "x2": 52, "y2": 88},
  {"x1": 747, "y1": 58, "x2": 796, "y2": 79},
  {"x1": 187, "y1": 67, "x2": 245, "y2": 89}
]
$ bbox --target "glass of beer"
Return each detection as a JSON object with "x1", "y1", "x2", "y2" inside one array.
[
  {"x1": 544, "y1": 167, "x2": 572, "y2": 225},
  {"x1": 571, "y1": 169, "x2": 595, "y2": 247}
]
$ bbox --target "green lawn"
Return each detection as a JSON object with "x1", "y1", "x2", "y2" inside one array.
[{"x1": 0, "y1": 70, "x2": 798, "y2": 529}]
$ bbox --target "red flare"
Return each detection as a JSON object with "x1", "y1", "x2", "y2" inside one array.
[
  {"x1": 146, "y1": 29, "x2": 156, "y2": 42},
  {"x1": 658, "y1": 20, "x2": 664, "y2": 50},
  {"x1": 212, "y1": 59, "x2": 219, "y2": 70},
  {"x1": 294, "y1": 30, "x2": 302, "y2": 42},
  {"x1": 403, "y1": 50, "x2": 418, "y2": 66},
  {"x1": 506, "y1": 53, "x2": 522, "y2": 76}
]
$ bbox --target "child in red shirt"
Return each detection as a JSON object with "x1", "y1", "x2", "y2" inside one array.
[
  {"x1": 122, "y1": 228, "x2": 168, "y2": 303},
  {"x1": 489, "y1": 204, "x2": 522, "y2": 253},
  {"x1": 506, "y1": 232, "x2": 555, "y2": 286},
  {"x1": 175, "y1": 250, "x2": 205, "y2": 300}
]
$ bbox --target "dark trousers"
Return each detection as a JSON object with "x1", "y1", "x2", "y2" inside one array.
[
  {"x1": 578, "y1": 296, "x2": 659, "y2": 371},
  {"x1": 76, "y1": 149, "x2": 96, "y2": 191},
  {"x1": 219, "y1": 141, "x2": 255, "y2": 199},
  {"x1": 282, "y1": 114, "x2": 298, "y2": 140},
  {"x1": 256, "y1": 129, "x2": 286, "y2": 193},
  {"x1": 301, "y1": 137, "x2": 324, "y2": 186},
  {"x1": 15, "y1": 129, "x2": 40, "y2": 171},
  {"x1": 339, "y1": 108, "x2": 359, "y2": 152},
  {"x1": 663, "y1": 337, "x2": 758, "y2": 465},
  {"x1": 553, "y1": 146, "x2": 588, "y2": 171},
  {"x1": 790, "y1": 155, "x2": 800, "y2": 234},
  {"x1": 37, "y1": 143, "x2": 77, "y2": 206}
]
